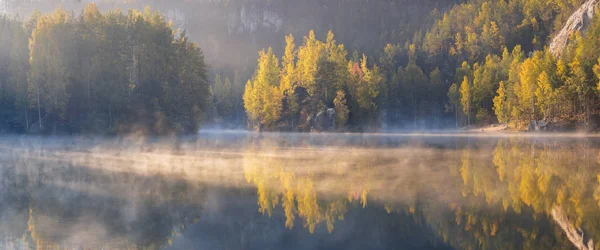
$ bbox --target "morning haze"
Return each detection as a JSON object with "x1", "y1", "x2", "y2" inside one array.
[{"x1": 1, "y1": 0, "x2": 600, "y2": 250}]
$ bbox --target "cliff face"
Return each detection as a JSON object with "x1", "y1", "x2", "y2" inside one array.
[{"x1": 550, "y1": 0, "x2": 599, "y2": 56}]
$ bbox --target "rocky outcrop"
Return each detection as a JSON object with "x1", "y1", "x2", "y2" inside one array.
[
  {"x1": 550, "y1": 0, "x2": 599, "y2": 56},
  {"x1": 312, "y1": 108, "x2": 335, "y2": 132},
  {"x1": 528, "y1": 120, "x2": 551, "y2": 131}
]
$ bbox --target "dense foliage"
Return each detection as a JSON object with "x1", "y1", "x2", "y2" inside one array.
[
  {"x1": 241, "y1": 31, "x2": 386, "y2": 131},
  {"x1": 413, "y1": 0, "x2": 600, "y2": 130},
  {"x1": 4, "y1": 0, "x2": 600, "y2": 132},
  {"x1": 238, "y1": 0, "x2": 600, "y2": 131},
  {"x1": 0, "y1": 4, "x2": 208, "y2": 134},
  {"x1": 401, "y1": 0, "x2": 600, "y2": 130}
]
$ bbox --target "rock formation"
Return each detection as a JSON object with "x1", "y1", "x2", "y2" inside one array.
[
  {"x1": 550, "y1": 0, "x2": 599, "y2": 56},
  {"x1": 312, "y1": 108, "x2": 336, "y2": 132}
]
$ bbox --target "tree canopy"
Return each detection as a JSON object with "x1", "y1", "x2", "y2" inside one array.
[
  {"x1": 3, "y1": 0, "x2": 600, "y2": 133},
  {"x1": 0, "y1": 4, "x2": 209, "y2": 134}
]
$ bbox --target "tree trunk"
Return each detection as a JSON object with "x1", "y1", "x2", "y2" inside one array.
[
  {"x1": 109, "y1": 99, "x2": 113, "y2": 129},
  {"x1": 24, "y1": 107, "x2": 28, "y2": 133},
  {"x1": 455, "y1": 104, "x2": 459, "y2": 128},
  {"x1": 467, "y1": 104, "x2": 471, "y2": 126},
  {"x1": 467, "y1": 112, "x2": 470, "y2": 126},
  {"x1": 532, "y1": 98, "x2": 535, "y2": 121},
  {"x1": 0, "y1": 80, "x2": 3, "y2": 132},
  {"x1": 37, "y1": 85, "x2": 42, "y2": 129},
  {"x1": 585, "y1": 95, "x2": 590, "y2": 128},
  {"x1": 87, "y1": 77, "x2": 91, "y2": 112},
  {"x1": 412, "y1": 91, "x2": 417, "y2": 128}
]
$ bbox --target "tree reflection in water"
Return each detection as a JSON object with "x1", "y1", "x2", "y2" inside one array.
[
  {"x1": 1, "y1": 135, "x2": 600, "y2": 250},
  {"x1": 0, "y1": 147, "x2": 204, "y2": 250},
  {"x1": 242, "y1": 136, "x2": 600, "y2": 250}
]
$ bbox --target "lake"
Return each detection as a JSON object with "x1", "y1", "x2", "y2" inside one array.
[{"x1": 0, "y1": 132, "x2": 598, "y2": 250}]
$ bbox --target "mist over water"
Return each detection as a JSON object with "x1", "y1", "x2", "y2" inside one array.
[
  {"x1": 0, "y1": 133, "x2": 598, "y2": 249},
  {"x1": 1, "y1": 1, "x2": 599, "y2": 249}
]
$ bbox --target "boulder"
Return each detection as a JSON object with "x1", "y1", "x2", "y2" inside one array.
[
  {"x1": 582, "y1": 114, "x2": 600, "y2": 132},
  {"x1": 312, "y1": 108, "x2": 335, "y2": 132},
  {"x1": 529, "y1": 120, "x2": 551, "y2": 131}
]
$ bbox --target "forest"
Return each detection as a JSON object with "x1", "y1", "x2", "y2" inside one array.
[
  {"x1": 233, "y1": 0, "x2": 600, "y2": 131},
  {"x1": 2, "y1": 0, "x2": 600, "y2": 133},
  {"x1": 0, "y1": 4, "x2": 208, "y2": 134}
]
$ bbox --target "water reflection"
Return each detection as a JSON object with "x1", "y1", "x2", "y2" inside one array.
[
  {"x1": 240, "y1": 136, "x2": 600, "y2": 250},
  {"x1": 0, "y1": 153, "x2": 203, "y2": 250},
  {"x1": 1, "y1": 134, "x2": 600, "y2": 249}
]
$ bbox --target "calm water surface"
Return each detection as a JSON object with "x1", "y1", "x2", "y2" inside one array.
[{"x1": 0, "y1": 132, "x2": 598, "y2": 250}]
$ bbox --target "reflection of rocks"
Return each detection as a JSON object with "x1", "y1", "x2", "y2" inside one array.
[{"x1": 552, "y1": 206, "x2": 595, "y2": 250}]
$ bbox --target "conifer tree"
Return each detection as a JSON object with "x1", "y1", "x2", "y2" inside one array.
[
  {"x1": 333, "y1": 90, "x2": 349, "y2": 128},
  {"x1": 460, "y1": 76, "x2": 471, "y2": 126}
]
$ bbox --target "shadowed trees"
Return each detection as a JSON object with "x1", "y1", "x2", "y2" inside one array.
[{"x1": 0, "y1": 4, "x2": 209, "y2": 134}]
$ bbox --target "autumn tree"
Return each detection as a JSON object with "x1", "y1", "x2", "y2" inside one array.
[
  {"x1": 333, "y1": 90, "x2": 349, "y2": 128},
  {"x1": 535, "y1": 72, "x2": 555, "y2": 120},
  {"x1": 280, "y1": 34, "x2": 300, "y2": 127},
  {"x1": 296, "y1": 30, "x2": 323, "y2": 96},
  {"x1": 493, "y1": 81, "x2": 508, "y2": 124},
  {"x1": 447, "y1": 83, "x2": 461, "y2": 128},
  {"x1": 243, "y1": 48, "x2": 282, "y2": 130},
  {"x1": 0, "y1": 4, "x2": 210, "y2": 134},
  {"x1": 460, "y1": 76, "x2": 472, "y2": 126}
]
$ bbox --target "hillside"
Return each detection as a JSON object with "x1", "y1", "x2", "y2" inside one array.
[{"x1": 237, "y1": 0, "x2": 599, "y2": 131}]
